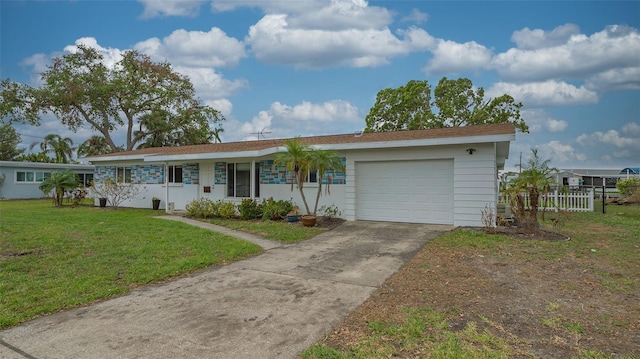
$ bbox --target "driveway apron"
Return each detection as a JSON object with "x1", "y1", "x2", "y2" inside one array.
[{"x1": 1, "y1": 221, "x2": 452, "y2": 359}]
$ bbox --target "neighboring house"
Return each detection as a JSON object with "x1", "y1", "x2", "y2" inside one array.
[
  {"x1": 554, "y1": 168, "x2": 640, "y2": 190},
  {"x1": 88, "y1": 124, "x2": 516, "y2": 227},
  {"x1": 0, "y1": 161, "x2": 95, "y2": 199},
  {"x1": 620, "y1": 167, "x2": 640, "y2": 176}
]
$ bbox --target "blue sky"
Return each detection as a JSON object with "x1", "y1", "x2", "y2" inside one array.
[{"x1": 1, "y1": 0, "x2": 639, "y2": 170}]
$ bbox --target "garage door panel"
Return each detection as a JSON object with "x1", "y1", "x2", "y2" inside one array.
[{"x1": 356, "y1": 160, "x2": 454, "y2": 224}]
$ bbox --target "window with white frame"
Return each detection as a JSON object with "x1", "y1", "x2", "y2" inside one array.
[
  {"x1": 116, "y1": 167, "x2": 132, "y2": 183},
  {"x1": 227, "y1": 163, "x2": 251, "y2": 197},
  {"x1": 167, "y1": 165, "x2": 183, "y2": 183},
  {"x1": 305, "y1": 169, "x2": 318, "y2": 184},
  {"x1": 76, "y1": 173, "x2": 94, "y2": 187},
  {"x1": 15, "y1": 171, "x2": 51, "y2": 183},
  {"x1": 225, "y1": 162, "x2": 261, "y2": 198}
]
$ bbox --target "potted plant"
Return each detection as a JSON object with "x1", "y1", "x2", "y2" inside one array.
[
  {"x1": 152, "y1": 197, "x2": 161, "y2": 210},
  {"x1": 274, "y1": 138, "x2": 344, "y2": 227},
  {"x1": 287, "y1": 206, "x2": 299, "y2": 223}
]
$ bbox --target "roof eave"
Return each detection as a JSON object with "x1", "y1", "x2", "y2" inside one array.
[{"x1": 87, "y1": 132, "x2": 516, "y2": 163}]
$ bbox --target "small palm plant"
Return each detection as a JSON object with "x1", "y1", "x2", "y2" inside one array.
[
  {"x1": 310, "y1": 149, "x2": 344, "y2": 214},
  {"x1": 505, "y1": 149, "x2": 556, "y2": 230},
  {"x1": 274, "y1": 138, "x2": 313, "y2": 214},
  {"x1": 39, "y1": 169, "x2": 79, "y2": 207},
  {"x1": 274, "y1": 138, "x2": 344, "y2": 215}
]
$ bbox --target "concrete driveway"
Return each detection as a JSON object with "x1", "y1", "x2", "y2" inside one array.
[{"x1": 0, "y1": 220, "x2": 452, "y2": 359}]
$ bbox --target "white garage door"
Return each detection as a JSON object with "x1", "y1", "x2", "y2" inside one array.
[{"x1": 356, "y1": 159, "x2": 454, "y2": 224}]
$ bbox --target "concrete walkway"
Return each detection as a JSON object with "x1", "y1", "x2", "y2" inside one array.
[
  {"x1": 159, "y1": 216, "x2": 283, "y2": 250},
  {"x1": 0, "y1": 220, "x2": 452, "y2": 359}
]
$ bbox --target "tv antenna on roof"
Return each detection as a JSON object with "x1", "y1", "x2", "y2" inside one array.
[{"x1": 250, "y1": 127, "x2": 272, "y2": 140}]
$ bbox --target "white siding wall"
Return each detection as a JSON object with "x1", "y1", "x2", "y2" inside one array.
[
  {"x1": 452, "y1": 143, "x2": 497, "y2": 227},
  {"x1": 343, "y1": 143, "x2": 498, "y2": 226}
]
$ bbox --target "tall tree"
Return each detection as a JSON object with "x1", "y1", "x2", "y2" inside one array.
[
  {"x1": 365, "y1": 77, "x2": 528, "y2": 133},
  {"x1": 29, "y1": 133, "x2": 74, "y2": 164},
  {"x1": 77, "y1": 135, "x2": 112, "y2": 157},
  {"x1": 0, "y1": 45, "x2": 225, "y2": 152},
  {"x1": 0, "y1": 122, "x2": 24, "y2": 160}
]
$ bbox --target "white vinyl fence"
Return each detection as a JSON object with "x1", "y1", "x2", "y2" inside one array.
[{"x1": 500, "y1": 189, "x2": 594, "y2": 212}]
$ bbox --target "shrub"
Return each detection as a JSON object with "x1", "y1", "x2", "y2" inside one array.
[
  {"x1": 238, "y1": 198, "x2": 262, "y2": 220},
  {"x1": 261, "y1": 197, "x2": 293, "y2": 221},
  {"x1": 319, "y1": 204, "x2": 342, "y2": 219},
  {"x1": 616, "y1": 178, "x2": 640, "y2": 196},
  {"x1": 217, "y1": 201, "x2": 237, "y2": 219},
  {"x1": 185, "y1": 198, "x2": 219, "y2": 218},
  {"x1": 90, "y1": 176, "x2": 145, "y2": 209}
]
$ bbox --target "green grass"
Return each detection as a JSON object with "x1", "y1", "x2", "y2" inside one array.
[
  {"x1": 0, "y1": 200, "x2": 262, "y2": 329},
  {"x1": 302, "y1": 204, "x2": 640, "y2": 358},
  {"x1": 303, "y1": 307, "x2": 511, "y2": 359},
  {"x1": 206, "y1": 218, "x2": 326, "y2": 243}
]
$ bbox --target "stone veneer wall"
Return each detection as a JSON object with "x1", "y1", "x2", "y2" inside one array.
[
  {"x1": 132, "y1": 164, "x2": 164, "y2": 184},
  {"x1": 258, "y1": 158, "x2": 346, "y2": 185},
  {"x1": 182, "y1": 163, "x2": 199, "y2": 184},
  {"x1": 95, "y1": 164, "x2": 197, "y2": 184},
  {"x1": 214, "y1": 162, "x2": 227, "y2": 185},
  {"x1": 95, "y1": 166, "x2": 116, "y2": 182}
]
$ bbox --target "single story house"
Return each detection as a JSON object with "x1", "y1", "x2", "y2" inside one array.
[
  {"x1": 0, "y1": 161, "x2": 95, "y2": 199},
  {"x1": 87, "y1": 124, "x2": 516, "y2": 227},
  {"x1": 554, "y1": 167, "x2": 640, "y2": 190}
]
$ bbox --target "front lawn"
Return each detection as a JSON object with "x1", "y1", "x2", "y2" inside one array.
[
  {"x1": 207, "y1": 218, "x2": 326, "y2": 243},
  {"x1": 0, "y1": 200, "x2": 262, "y2": 329},
  {"x1": 304, "y1": 204, "x2": 640, "y2": 358}
]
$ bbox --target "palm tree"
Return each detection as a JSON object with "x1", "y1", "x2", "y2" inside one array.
[
  {"x1": 274, "y1": 138, "x2": 344, "y2": 215},
  {"x1": 274, "y1": 138, "x2": 313, "y2": 214},
  {"x1": 212, "y1": 126, "x2": 224, "y2": 143},
  {"x1": 30, "y1": 134, "x2": 74, "y2": 163},
  {"x1": 310, "y1": 149, "x2": 345, "y2": 214},
  {"x1": 39, "y1": 169, "x2": 79, "y2": 207},
  {"x1": 78, "y1": 135, "x2": 111, "y2": 157},
  {"x1": 506, "y1": 149, "x2": 556, "y2": 230}
]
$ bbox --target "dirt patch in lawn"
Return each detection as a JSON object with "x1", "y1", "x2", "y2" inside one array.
[
  {"x1": 319, "y1": 228, "x2": 640, "y2": 358},
  {"x1": 315, "y1": 217, "x2": 346, "y2": 230}
]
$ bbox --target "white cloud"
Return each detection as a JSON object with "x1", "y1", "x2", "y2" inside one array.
[
  {"x1": 138, "y1": 0, "x2": 204, "y2": 18},
  {"x1": 520, "y1": 109, "x2": 568, "y2": 133},
  {"x1": 423, "y1": 39, "x2": 492, "y2": 74},
  {"x1": 20, "y1": 53, "x2": 52, "y2": 85},
  {"x1": 63, "y1": 37, "x2": 125, "y2": 68},
  {"x1": 539, "y1": 140, "x2": 587, "y2": 163},
  {"x1": 493, "y1": 25, "x2": 640, "y2": 83},
  {"x1": 173, "y1": 66, "x2": 247, "y2": 103},
  {"x1": 225, "y1": 99, "x2": 361, "y2": 141},
  {"x1": 574, "y1": 123, "x2": 640, "y2": 165},
  {"x1": 511, "y1": 23, "x2": 580, "y2": 50},
  {"x1": 585, "y1": 67, "x2": 640, "y2": 91},
  {"x1": 133, "y1": 27, "x2": 246, "y2": 68},
  {"x1": 577, "y1": 128, "x2": 640, "y2": 149},
  {"x1": 285, "y1": 0, "x2": 393, "y2": 31},
  {"x1": 246, "y1": 14, "x2": 433, "y2": 68},
  {"x1": 206, "y1": 99, "x2": 233, "y2": 117},
  {"x1": 487, "y1": 80, "x2": 598, "y2": 107},
  {"x1": 622, "y1": 122, "x2": 640, "y2": 137},
  {"x1": 212, "y1": 0, "x2": 392, "y2": 30},
  {"x1": 401, "y1": 8, "x2": 429, "y2": 24}
]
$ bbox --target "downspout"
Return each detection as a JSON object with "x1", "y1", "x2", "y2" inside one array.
[
  {"x1": 250, "y1": 160, "x2": 256, "y2": 199},
  {"x1": 164, "y1": 162, "x2": 170, "y2": 213}
]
